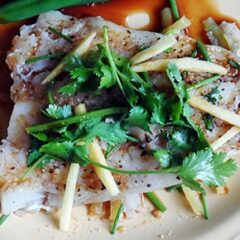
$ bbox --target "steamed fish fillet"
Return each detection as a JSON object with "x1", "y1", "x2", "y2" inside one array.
[
  {"x1": 2, "y1": 11, "x2": 240, "y2": 216},
  {"x1": 1, "y1": 11, "x2": 179, "y2": 215}
]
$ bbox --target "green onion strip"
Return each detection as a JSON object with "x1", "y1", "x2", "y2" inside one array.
[
  {"x1": 111, "y1": 203, "x2": 124, "y2": 234},
  {"x1": 169, "y1": 0, "x2": 180, "y2": 21}
]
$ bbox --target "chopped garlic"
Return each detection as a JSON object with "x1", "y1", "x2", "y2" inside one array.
[{"x1": 125, "y1": 12, "x2": 150, "y2": 30}]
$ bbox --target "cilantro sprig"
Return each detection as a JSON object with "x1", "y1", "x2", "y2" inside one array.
[{"x1": 24, "y1": 28, "x2": 237, "y2": 196}]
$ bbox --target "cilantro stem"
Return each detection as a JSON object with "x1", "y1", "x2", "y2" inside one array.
[
  {"x1": 111, "y1": 203, "x2": 124, "y2": 234},
  {"x1": 27, "y1": 107, "x2": 128, "y2": 133},
  {"x1": 105, "y1": 144, "x2": 121, "y2": 159},
  {"x1": 187, "y1": 74, "x2": 220, "y2": 91},
  {"x1": 47, "y1": 90, "x2": 54, "y2": 104},
  {"x1": 166, "y1": 183, "x2": 182, "y2": 192},
  {"x1": 0, "y1": 214, "x2": 9, "y2": 226},
  {"x1": 201, "y1": 193, "x2": 209, "y2": 220},
  {"x1": 146, "y1": 192, "x2": 167, "y2": 212},
  {"x1": 20, "y1": 154, "x2": 48, "y2": 181},
  {"x1": 228, "y1": 59, "x2": 240, "y2": 70},
  {"x1": 25, "y1": 51, "x2": 65, "y2": 64},
  {"x1": 189, "y1": 49, "x2": 197, "y2": 58},
  {"x1": 88, "y1": 159, "x2": 180, "y2": 175},
  {"x1": 48, "y1": 27, "x2": 73, "y2": 43},
  {"x1": 103, "y1": 26, "x2": 125, "y2": 96},
  {"x1": 196, "y1": 40, "x2": 211, "y2": 62},
  {"x1": 169, "y1": 0, "x2": 180, "y2": 21}
]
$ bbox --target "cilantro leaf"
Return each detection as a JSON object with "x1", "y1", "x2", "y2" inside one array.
[
  {"x1": 39, "y1": 141, "x2": 90, "y2": 167},
  {"x1": 64, "y1": 55, "x2": 83, "y2": 72},
  {"x1": 178, "y1": 148, "x2": 237, "y2": 192},
  {"x1": 125, "y1": 106, "x2": 150, "y2": 131},
  {"x1": 45, "y1": 104, "x2": 72, "y2": 119},
  {"x1": 153, "y1": 149, "x2": 171, "y2": 168},
  {"x1": 166, "y1": 62, "x2": 188, "y2": 122},
  {"x1": 59, "y1": 82, "x2": 79, "y2": 95},
  {"x1": 183, "y1": 103, "x2": 209, "y2": 148},
  {"x1": 203, "y1": 114, "x2": 214, "y2": 131},
  {"x1": 143, "y1": 92, "x2": 167, "y2": 125},
  {"x1": 27, "y1": 150, "x2": 42, "y2": 167},
  {"x1": 73, "y1": 145, "x2": 90, "y2": 166},
  {"x1": 204, "y1": 86, "x2": 222, "y2": 105},
  {"x1": 40, "y1": 141, "x2": 74, "y2": 159},
  {"x1": 85, "y1": 121, "x2": 128, "y2": 146},
  {"x1": 30, "y1": 132, "x2": 48, "y2": 142},
  {"x1": 98, "y1": 65, "x2": 115, "y2": 89}
]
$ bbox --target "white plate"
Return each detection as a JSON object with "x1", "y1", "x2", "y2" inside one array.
[{"x1": 1, "y1": 169, "x2": 240, "y2": 240}]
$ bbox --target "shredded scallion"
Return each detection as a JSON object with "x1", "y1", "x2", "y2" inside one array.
[
  {"x1": 146, "y1": 192, "x2": 167, "y2": 212},
  {"x1": 187, "y1": 74, "x2": 220, "y2": 91},
  {"x1": 169, "y1": 0, "x2": 180, "y2": 21},
  {"x1": 228, "y1": 59, "x2": 240, "y2": 70},
  {"x1": 201, "y1": 193, "x2": 209, "y2": 220},
  {"x1": 25, "y1": 51, "x2": 65, "y2": 64},
  {"x1": 48, "y1": 27, "x2": 73, "y2": 43},
  {"x1": 0, "y1": 214, "x2": 9, "y2": 226},
  {"x1": 111, "y1": 203, "x2": 124, "y2": 234},
  {"x1": 196, "y1": 40, "x2": 211, "y2": 62}
]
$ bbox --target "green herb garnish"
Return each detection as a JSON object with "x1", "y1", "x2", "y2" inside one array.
[
  {"x1": 228, "y1": 59, "x2": 240, "y2": 70},
  {"x1": 187, "y1": 75, "x2": 220, "y2": 91},
  {"x1": 25, "y1": 51, "x2": 65, "y2": 64},
  {"x1": 196, "y1": 40, "x2": 211, "y2": 62},
  {"x1": 0, "y1": 0, "x2": 110, "y2": 24},
  {"x1": 44, "y1": 104, "x2": 73, "y2": 120},
  {"x1": 146, "y1": 192, "x2": 167, "y2": 212},
  {"x1": 169, "y1": 0, "x2": 180, "y2": 21},
  {"x1": 178, "y1": 148, "x2": 237, "y2": 192},
  {"x1": 203, "y1": 114, "x2": 214, "y2": 131},
  {"x1": 204, "y1": 86, "x2": 222, "y2": 104},
  {"x1": 201, "y1": 193, "x2": 209, "y2": 220},
  {"x1": 0, "y1": 214, "x2": 9, "y2": 226},
  {"x1": 110, "y1": 203, "x2": 124, "y2": 235},
  {"x1": 48, "y1": 26, "x2": 73, "y2": 43},
  {"x1": 26, "y1": 107, "x2": 128, "y2": 133}
]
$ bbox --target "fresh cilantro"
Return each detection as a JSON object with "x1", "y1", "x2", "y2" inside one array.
[
  {"x1": 203, "y1": 114, "x2": 214, "y2": 131},
  {"x1": 30, "y1": 132, "x2": 48, "y2": 142},
  {"x1": 58, "y1": 82, "x2": 79, "y2": 95},
  {"x1": 142, "y1": 92, "x2": 167, "y2": 125},
  {"x1": 27, "y1": 150, "x2": 42, "y2": 167},
  {"x1": 182, "y1": 103, "x2": 209, "y2": 148},
  {"x1": 98, "y1": 65, "x2": 114, "y2": 89},
  {"x1": 153, "y1": 149, "x2": 171, "y2": 168},
  {"x1": 204, "y1": 86, "x2": 221, "y2": 105},
  {"x1": 40, "y1": 141, "x2": 74, "y2": 159},
  {"x1": 45, "y1": 104, "x2": 72, "y2": 119},
  {"x1": 64, "y1": 55, "x2": 84, "y2": 72},
  {"x1": 27, "y1": 150, "x2": 52, "y2": 168},
  {"x1": 83, "y1": 121, "x2": 128, "y2": 146},
  {"x1": 164, "y1": 47, "x2": 173, "y2": 53},
  {"x1": 39, "y1": 140, "x2": 89, "y2": 167},
  {"x1": 160, "y1": 126, "x2": 201, "y2": 164},
  {"x1": 167, "y1": 62, "x2": 188, "y2": 122},
  {"x1": 166, "y1": 63, "x2": 209, "y2": 148},
  {"x1": 125, "y1": 106, "x2": 150, "y2": 131},
  {"x1": 178, "y1": 148, "x2": 237, "y2": 192}
]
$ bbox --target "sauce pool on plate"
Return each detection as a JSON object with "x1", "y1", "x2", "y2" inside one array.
[{"x1": 0, "y1": 0, "x2": 239, "y2": 140}]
